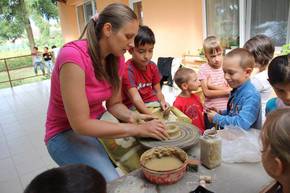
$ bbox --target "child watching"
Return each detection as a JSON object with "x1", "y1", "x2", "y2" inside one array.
[
  {"x1": 243, "y1": 35, "x2": 275, "y2": 123},
  {"x1": 198, "y1": 36, "x2": 231, "y2": 129},
  {"x1": 122, "y1": 25, "x2": 168, "y2": 114},
  {"x1": 24, "y1": 164, "x2": 106, "y2": 193},
  {"x1": 43, "y1": 47, "x2": 53, "y2": 77},
  {"x1": 207, "y1": 48, "x2": 261, "y2": 130},
  {"x1": 173, "y1": 68, "x2": 205, "y2": 134},
  {"x1": 260, "y1": 109, "x2": 290, "y2": 193},
  {"x1": 266, "y1": 54, "x2": 290, "y2": 114},
  {"x1": 31, "y1": 46, "x2": 45, "y2": 76}
]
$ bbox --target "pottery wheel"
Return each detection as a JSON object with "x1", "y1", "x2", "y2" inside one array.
[{"x1": 138, "y1": 121, "x2": 200, "y2": 150}]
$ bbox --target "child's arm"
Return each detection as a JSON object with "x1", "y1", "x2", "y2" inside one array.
[
  {"x1": 127, "y1": 87, "x2": 152, "y2": 115},
  {"x1": 200, "y1": 80, "x2": 231, "y2": 98},
  {"x1": 153, "y1": 83, "x2": 169, "y2": 110},
  {"x1": 208, "y1": 94, "x2": 261, "y2": 130},
  {"x1": 206, "y1": 76, "x2": 231, "y2": 91}
]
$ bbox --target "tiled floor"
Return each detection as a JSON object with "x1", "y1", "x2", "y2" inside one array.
[{"x1": 0, "y1": 80, "x2": 58, "y2": 193}]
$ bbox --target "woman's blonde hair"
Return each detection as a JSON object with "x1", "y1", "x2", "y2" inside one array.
[
  {"x1": 80, "y1": 3, "x2": 137, "y2": 91},
  {"x1": 262, "y1": 109, "x2": 290, "y2": 166}
]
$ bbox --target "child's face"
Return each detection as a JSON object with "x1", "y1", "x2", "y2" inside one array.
[
  {"x1": 183, "y1": 72, "x2": 200, "y2": 92},
  {"x1": 271, "y1": 82, "x2": 290, "y2": 106},
  {"x1": 131, "y1": 43, "x2": 154, "y2": 68},
  {"x1": 223, "y1": 56, "x2": 252, "y2": 88},
  {"x1": 205, "y1": 50, "x2": 223, "y2": 69},
  {"x1": 44, "y1": 48, "x2": 48, "y2": 52}
]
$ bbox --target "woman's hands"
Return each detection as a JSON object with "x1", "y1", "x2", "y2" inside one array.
[
  {"x1": 128, "y1": 111, "x2": 169, "y2": 140},
  {"x1": 136, "y1": 119, "x2": 169, "y2": 140}
]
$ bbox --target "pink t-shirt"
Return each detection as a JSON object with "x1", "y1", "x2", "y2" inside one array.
[
  {"x1": 45, "y1": 40, "x2": 125, "y2": 143},
  {"x1": 198, "y1": 63, "x2": 228, "y2": 111}
]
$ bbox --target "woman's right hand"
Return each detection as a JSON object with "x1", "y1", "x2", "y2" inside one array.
[{"x1": 136, "y1": 119, "x2": 169, "y2": 141}]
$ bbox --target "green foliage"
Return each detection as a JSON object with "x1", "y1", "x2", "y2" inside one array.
[
  {"x1": 0, "y1": 0, "x2": 59, "y2": 44},
  {"x1": 0, "y1": 0, "x2": 25, "y2": 42},
  {"x1": 0, "y1": 0, "x2": 61, "y2": 89},
  {"x1": 0, "y1": 19, "x2": 24, "y2": 43},
  {"x1": 31, "y1": 0, "x2": 58, "y2": 20},
  {"x1": 281, "y1": 43, "x2": 290, "y2": 55}
]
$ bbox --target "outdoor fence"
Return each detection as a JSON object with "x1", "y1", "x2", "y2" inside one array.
[{"x1": 0, "y1": 54, "x2": 48, "y2": 88}]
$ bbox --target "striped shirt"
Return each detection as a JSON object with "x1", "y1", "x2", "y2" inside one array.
[{"x1": 198, "y1": 63, "x2": 228, "y2": 111}]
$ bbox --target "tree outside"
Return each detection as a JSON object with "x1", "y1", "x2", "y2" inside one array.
[{"x1": 0, "y1": 0, "x2": 63, "y2": 89}]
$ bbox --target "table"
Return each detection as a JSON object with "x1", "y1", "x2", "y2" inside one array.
[{"x1": 107, "y1": 144, "x2": 273, "y2": 193}]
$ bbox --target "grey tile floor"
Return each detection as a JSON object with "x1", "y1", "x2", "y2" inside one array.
[{"x1": 0, "y1": 80, "x2": 58, "y2": 193}]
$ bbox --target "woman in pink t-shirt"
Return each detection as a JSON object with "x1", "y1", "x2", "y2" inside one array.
[{"x1": 45, "y1": 3, "x2": 167, "y2": 182}]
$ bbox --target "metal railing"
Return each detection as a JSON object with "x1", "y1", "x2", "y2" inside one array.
[{"x1": 0, "y1": 54, "x2": 47, "y2": 88}]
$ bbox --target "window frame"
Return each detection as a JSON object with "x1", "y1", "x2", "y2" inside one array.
[
  {"x1": 129, "y1": 0, "x2": 143, "y2": 25},
  {"x1": 202, "y1": 0, "x2": 290, "y2": 48},
  {"x1": 75, "y1": 0, "x2": 96, "y2": 35}
]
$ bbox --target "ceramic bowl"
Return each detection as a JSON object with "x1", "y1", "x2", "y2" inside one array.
[{"x1": 140, "y1": 146, "x2": 188, "y2": 184}]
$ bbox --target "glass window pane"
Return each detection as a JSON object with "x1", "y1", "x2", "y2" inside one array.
[
  {"x1": 250, "y1": 0, "x2": 289, "y2": 46},
  {"x1": 77, "y1": 5, "x2": 85, "y2": 33},
  {"x1": 84, "y1": 2, "x2": 93, "y2": 24},
  {"x1": 133, "y1": 1, "x2": 143, "y2": 25},
  {"x1": 206, "y1": 0, "x2": 239, "y2": 48}
]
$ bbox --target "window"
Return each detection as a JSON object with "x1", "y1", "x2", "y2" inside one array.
[
  {"x1": 204, "y1": 0, "x2": 290, "y2": 47},
  {"x1": 246, "y1": 0, "x2": 290, "y2": 46},
  {"x1": 205, "y1": 0, "x2": 239, "y2": 49},
  {"x1": 76, "y1": 1, "x2": 96, "y2": 34},
  {"x1": 129, "y1": 0, "x2": 143, "y2": 25}
]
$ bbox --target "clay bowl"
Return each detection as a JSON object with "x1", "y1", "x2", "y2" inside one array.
[{"x1": 140, "y1": 146, "x2": 188, "y2": 185}]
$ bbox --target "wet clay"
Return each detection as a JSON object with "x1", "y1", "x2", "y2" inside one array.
[
  {"x1": 140, "y1": 147, "x2": 187, "y2": 172},
  {"x1": 166, "y1": 124, "x2": 181, "y2": 139},
  {"x1": 144, "y1": 156, "x2": 183, "y2": 171}
]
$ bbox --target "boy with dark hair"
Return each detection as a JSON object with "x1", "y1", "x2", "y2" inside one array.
[
  {"x1": 24, "y1": 164, "x2": 106, "y2": 193},
  {"x1": 173, "y1": 67, "x2": 205, "y2": 134},
  {"x1": 43, "y1": 46, "x2": 53, "y2": 77},
  {"x1": 243, "y1": 35, "x2": 275, "y2": 123},
  {"x1": 207, "y1": 48, "x2": 261, "y2": 130},
  {"x1": 122, "y1": 25, "x2": 168, "y2": 114},
  {"x1": 266, "y1": 54, "x2": 290, "y2": 114}
]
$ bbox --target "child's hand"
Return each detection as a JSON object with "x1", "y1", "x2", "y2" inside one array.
[
  {"x1": 225, "y1": 87, "x2": 232, "y2": 94},
  {"x1": 205, "y1": 107, "x2": 218, "y2": 113},
  {"x1": 160, "y1": 101, "x2": 169, "y2": 111},
  {"x1": 129, "y1": 112, "x2": 157, "y2": 124},
  {"x1": 206, "y1": 110, "x2": 218, "y2": 123},
  {"x1": 206, "y1": 76, "x2": 213, "y2": 87}
]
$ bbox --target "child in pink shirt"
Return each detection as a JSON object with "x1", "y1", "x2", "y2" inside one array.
[{"x1": 198, "y1": 36, "x2": 230, "y2": 129}]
